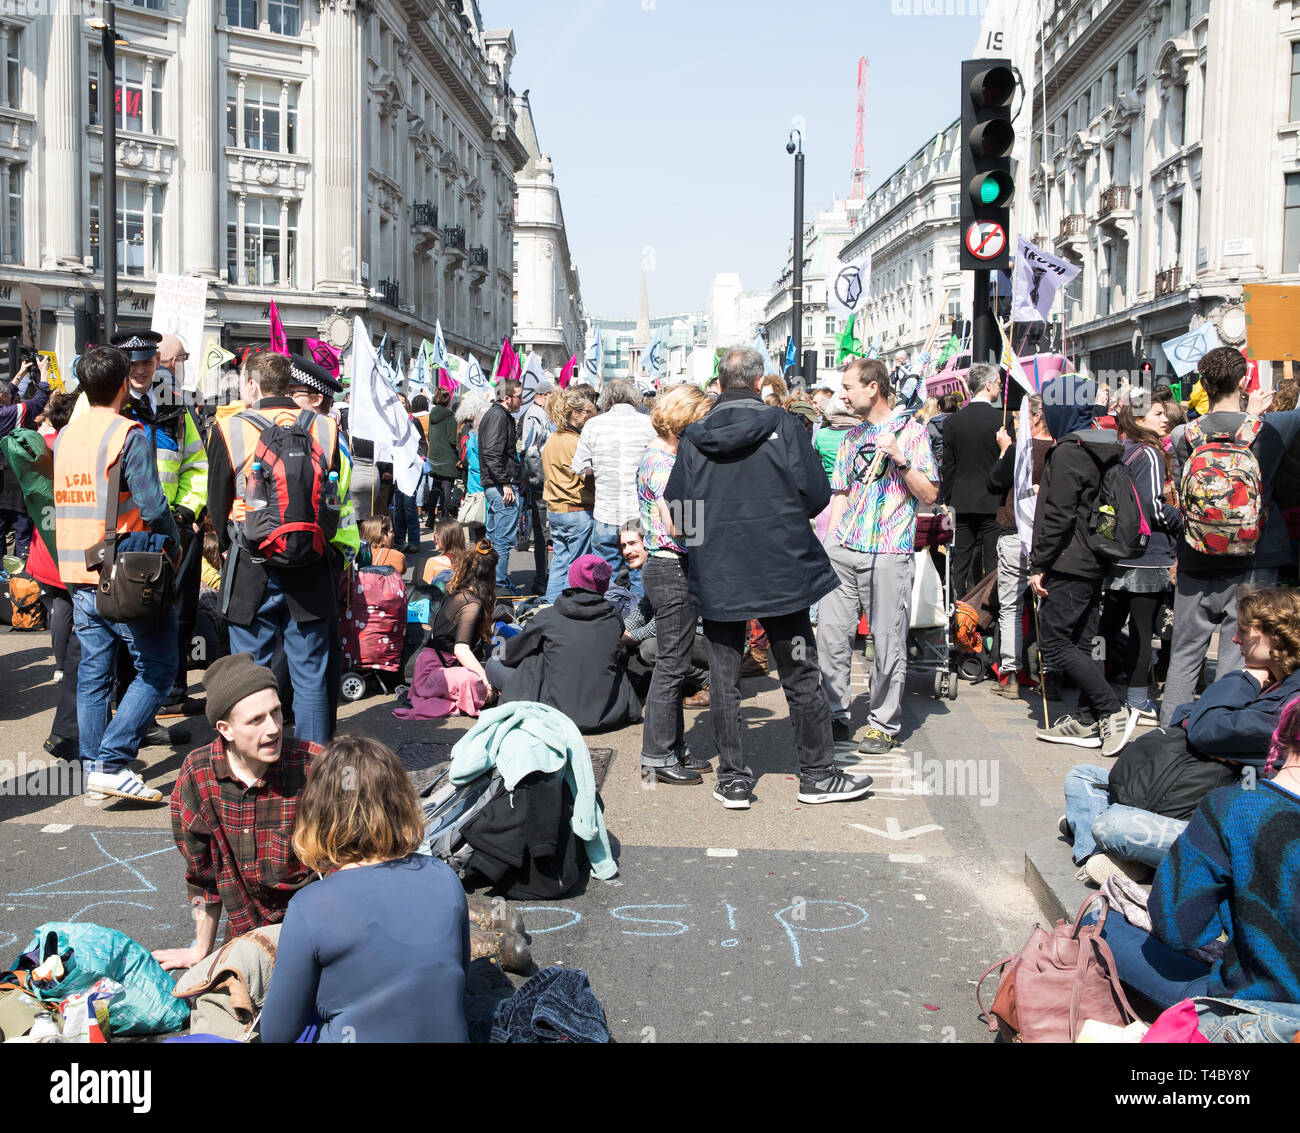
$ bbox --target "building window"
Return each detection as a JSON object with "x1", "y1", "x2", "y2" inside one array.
[
  {"x1": 823, "y1": 350, "x2": 835, "y2": 371},
  {"x1": 89, "y1": 177, "x2": 163, "y2": 276},
  {"x1": 89, "y1": 52, "x2": 163, "y2": 135},
  {"x1": 126, "y1": 0, "x2": 165, "y2": 8},
  {"x1": 228, "y1": 77, "x2": 297, "y2": 153},
  {"x1": 267, "y1": 0, "x2": 300, "y2": 35},
  {"x1": 1285, "y1": 173, "x2": 1300, "y2": 273},
  {"x1": 2, "y1": 163, "x2": 21, "y2": 264},
  {"x1": 226, "y1": 0, "x2": 257, "y2": 27},
  {"x1": 0, "y1": 25, "x2": 19, "y2": 109},
  {"x1": 1172, "y1": 83, "x2": 1187, "y2": 148},
  {"x1": 825, "y1": 315, "x2": 836, "y2": 335},
  {"x1": 227, "y1": 195, "x2": 297, "y2": 287},
  {"x1": 1292, "y1": 43, "x2": 1300, "y2": 122},
  {"x1": 1126, "y1": 43, "x2": 1140, "y2": 89}
]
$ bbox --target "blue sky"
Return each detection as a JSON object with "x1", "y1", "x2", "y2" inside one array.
[{"x1": 491, "y1": 0, "x2": 984, "y2": 317}]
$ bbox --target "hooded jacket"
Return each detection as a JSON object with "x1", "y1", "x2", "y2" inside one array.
[
  {"x1": 664, "y1": 387, "x2": 837, "y2": 621},
  {"x1": 495, "y1": 588, "x2": 642, "y2": 732},
  {"x1": 424, "y1": 404, "x2": 459, "y2": 479}
]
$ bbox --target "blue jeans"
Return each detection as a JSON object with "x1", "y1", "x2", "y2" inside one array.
[
  {"x1": 70, "y1": 584, "x2": 178, "y2": 774},
  {"x1": 1062, "y1": 764, "x2": 1188, "y2": 866},
  {"x1": 592, "y1": 520, "x2": 642, "y2": 598},
  {"x1": 1194, "y1": 997, "x2": 1300, "y2": 1043},
  {"x1": 485, "y1": 486, "x2": 521, "y2": 590},
  {"x1": 391, "y1": 489, "x2": 420, "y2": 551},
  {"x1": 227, "y1": 570, "x2": 331, "y2": 745},
  {"x1": 1083, "y1": 912, "x2": 1211, "y2": 1012},
  {"x1": 545, "y1": 510, "x2": 594, "y2": 602}
]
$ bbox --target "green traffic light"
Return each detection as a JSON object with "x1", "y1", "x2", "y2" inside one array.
[{"x1": 979, "y1": 180, "x2": 1001, "y2": 205}]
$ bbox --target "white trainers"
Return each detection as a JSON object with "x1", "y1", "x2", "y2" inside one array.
[{"x1": 84, "y1": 768, "x2": 164, "y2": 804}]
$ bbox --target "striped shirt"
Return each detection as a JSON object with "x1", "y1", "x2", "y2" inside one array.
[
  {"x1": 636, "y1": 446, "x2": 683, "y2": 555},
  {"x1": 830, "y1": 415, "x2": 936, "y2": 554},
  {"x1": 570, "y1": 404, "x2": 656, "y2": 526}
]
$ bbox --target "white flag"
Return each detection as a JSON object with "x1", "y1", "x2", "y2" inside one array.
[
  {"x1": 642, "y1": 327, "x2": 666, "y2": 379},
  {"x1": 1161, "y1": 323, "x2": 1223, "y2": 378},
  {"x1": 753, "y1": 335, "x2": 778, "y2": 376},
  {"x1": 999, "y1": 320, "x2": 1035, "y2": 395},
  {"x1": 519, "y1": 350, "x2": 545, "y2": 411},
  {"x1": 1014, "y1": 394, "x2": 1036, "y2": 559},
  {"x1": 826, "y1": 253, "x2": 872, "y2": 320},
  {"x1": 461, "y1": 353, "x2": 492, "y2": 398},
  {"x1": 1012, "y1": 236, "x2": 1081, "y2": 324},
  {"x1": 583, "y1": 332, "x2": 603, "y2": 388},
  {"x1": 348, "y1": 317, "x2": 422, "y2": 495}
]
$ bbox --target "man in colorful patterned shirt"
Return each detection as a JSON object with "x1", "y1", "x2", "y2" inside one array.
[
  {"x1": 818, "y1": 357, "x2": 939, "y2": 755},
  {"x1": 153, "y1": 653, "x2": 319, "y2": 970}
]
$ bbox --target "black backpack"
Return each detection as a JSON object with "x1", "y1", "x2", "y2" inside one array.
[
  {"x1": 237, "y1": 410, "x2": 337, "y2": 568},
  {"x1": 1064, "y1": 436, "x2": 1151, "y2": 561},
  {"x1": 1108, "y1": 726, "x2": 1238, "y2": 821}
]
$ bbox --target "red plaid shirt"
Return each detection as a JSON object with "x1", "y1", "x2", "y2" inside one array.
[{"x1": 170, "y1": 737, "x2": 320, "y2": 939}]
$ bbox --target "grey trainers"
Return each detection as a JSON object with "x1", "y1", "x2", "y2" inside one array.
[
  {"x1": 797, "y1": 771, "x2": 873, "y2": 804},
  {"x1": 1035, "y1": 714, "x2": 1101, "y2": 748},
  {"x1": 1099, "y1": 706, "x2": 1138, "y2": 758}
]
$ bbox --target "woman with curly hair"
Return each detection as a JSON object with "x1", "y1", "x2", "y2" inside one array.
[{"x1": 1062, "y1": 585, "x2": 1300, "y2": 885}]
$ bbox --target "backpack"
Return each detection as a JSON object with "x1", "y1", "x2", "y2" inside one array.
[
  {"x1": 975, "y1": 895, "x2": 1139, "y2": 1043},
  {"x1": 342, "y1": 565, "x2": 407, "y2": 673},
  {"x1": 420, "y1": 767, "x2": 507, "y2": 873},
  {"x1": 1067, "y1": 437, "x2": 1151, "y2": 561},
  {"x1": 1107, "y1": 725, "x2": 1239, "y2": 821},
  {"x1": 237, "y1": 410, "x2": 337, "y2": 568},
  {"x1": 0, "y1": 572, "x2": 46, "y2": 630},
  {"x1": 1180, "y1": 417, "x2": 1265, "y2": 556}
]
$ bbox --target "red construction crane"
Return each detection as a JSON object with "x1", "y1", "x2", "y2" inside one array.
[{"x1": 851, "y1": 55, "x2": 868, "y2": 201}]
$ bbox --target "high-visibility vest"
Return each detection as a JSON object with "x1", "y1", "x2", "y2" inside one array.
[
  {"x1": 53, "y1": 408, "x2": 146, "y2": 585},
  {"x1": 216, "y1": 405, "x2": 339, "y2": 528}
]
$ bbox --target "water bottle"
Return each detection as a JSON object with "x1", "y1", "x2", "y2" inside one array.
[
  {"x1": 247, "y1": 461, "x2": 267, "y2": 511},
  {"x1": 325, "y1": 470, "x2": 341, "y2": 513}
]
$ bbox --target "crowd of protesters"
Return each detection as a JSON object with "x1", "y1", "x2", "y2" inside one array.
[{"x1": 7, "y1": 328, "x2": 1300, "y2": 1043}]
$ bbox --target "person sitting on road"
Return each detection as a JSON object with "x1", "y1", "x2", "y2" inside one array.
[
  {"x1": 1091, "y1": 697, "x2": 1300, "y2": 1025},
  {"x1": 259, "y1": 735, "x2": 470, "y2": 1043},
  {"x1": 418, "y1": 517, "x2": 466, "y2": 589},
  {"x1": 358, "y1": 513, "x2": 405, "y2": 574},
  {"x1": 153, "y1": 653, "x2": 319, "y2": 971},
  {"x1": 485, "y1": 553, "x2": 642, "y2": 733},
  {"x1": 1061, "y1": 585, "x2": 1300, "y2": 885}
]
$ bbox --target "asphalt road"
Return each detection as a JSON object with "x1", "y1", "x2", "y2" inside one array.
[{"x1": 0, "y1": 548, "x2": 1086, "y2": 1043}]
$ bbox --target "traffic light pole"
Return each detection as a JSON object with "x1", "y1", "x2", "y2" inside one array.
[
  {"x1": 791, "y1": 141, "x2": 805, "y2": 390},
  {"x1": 971, "y1": 268, "x2": 995, "y2": 366}
]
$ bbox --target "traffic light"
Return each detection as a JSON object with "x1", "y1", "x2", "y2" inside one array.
[{"x1": 960, "y1": 59, "x2": 1016, "y2": 272}]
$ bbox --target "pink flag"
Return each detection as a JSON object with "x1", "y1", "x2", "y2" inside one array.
[
  {"x1": 305, "y1": 337, "x2": 339, "y2": 376},
  {"x1": 496, "y1": 336, "x2": 521, "y2": 380},
  {"x1": 269, "y1": 300, "x2": 288, "y2": 353},
  {"x1": 438, "y1": 367, "x2": 458, "y2": 392},
  {"x1": 559, "y1": 354, "x2": 577, "y2": 388}
]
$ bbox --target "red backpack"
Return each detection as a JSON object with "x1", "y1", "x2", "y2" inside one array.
[
  {"x1": 1180, "y1": 417, "x2": 1264, "y2": 556},
  {"x1": 237, "y1": 410, "x2": 338, "y2": 568}
]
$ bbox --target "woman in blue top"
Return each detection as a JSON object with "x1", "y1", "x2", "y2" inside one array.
[
  {"x1": 1097, "y1": 696, "x2": 1300, "y2": 1036},
  {"x1": 260, "y1": 736, "x2": 470, "y2": 1043}
]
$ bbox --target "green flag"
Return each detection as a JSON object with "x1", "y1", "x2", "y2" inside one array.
[
  {"x1": 936, "y1": 334, "x2": 961, "y2": 367},
  {"x1": 835, "y1": 314, "x2": 864, "y2": 365}
]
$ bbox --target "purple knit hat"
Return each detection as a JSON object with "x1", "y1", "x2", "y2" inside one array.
[{"x1": 568, "y1": 554, "x2": 613, "y2": 595}]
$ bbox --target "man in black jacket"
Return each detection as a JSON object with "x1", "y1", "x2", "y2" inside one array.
[
  {"x1": 1028, "y1": 374, "x2": 1135, "y2": 756},
  {"x1": 479, "y1": 379, "x2": 523, "y2": 593},
  {"x1": 663, "y1": 346, "x2": 871, "y2": 810},
  {"x1": 941, "y1": 362, "x2": 1004, "y2": 596}
]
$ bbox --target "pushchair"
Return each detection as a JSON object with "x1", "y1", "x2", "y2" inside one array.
[{"x1": 906, "y1": 506, "x2": 959, "y2": 700}]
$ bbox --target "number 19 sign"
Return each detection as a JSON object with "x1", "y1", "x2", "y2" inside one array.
[{"x1": 964, "y1": 220, "x2": 1007, "y2": 262}]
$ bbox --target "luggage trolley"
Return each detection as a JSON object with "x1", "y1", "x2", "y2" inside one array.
[{"x1": 907, "y1": 506, "x2": 958, "y2": 701}]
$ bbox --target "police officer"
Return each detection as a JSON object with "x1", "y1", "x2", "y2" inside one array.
[{"x1": 107, "y1": 330, "x2": 209, "y2": 717}]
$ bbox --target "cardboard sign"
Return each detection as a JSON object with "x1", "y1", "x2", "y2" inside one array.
[{"x1": 1243, "y1": 284, "x2": 1299, "y2": 361}]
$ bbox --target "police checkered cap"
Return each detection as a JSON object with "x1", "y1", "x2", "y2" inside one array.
[
  {"x1": 287, "y1": 352, "x2": 341, "y2": 396},
  {"x1": 109, "y1": 329, "x2": 162, "y2": 359}
]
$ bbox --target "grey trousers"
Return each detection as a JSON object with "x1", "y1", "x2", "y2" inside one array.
[
  {"x1": 818, "y1": 542, "x2": 915, "y2": 736},
  {"x1": 996, "y1": 533, "x2": 1029, "y2": 673},
  {"x1": 1159, "y1": 566, "x2": 1277, "y2": 725}
]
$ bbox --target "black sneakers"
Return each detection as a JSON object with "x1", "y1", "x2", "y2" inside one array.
[
  {"x1": 797, "y1": 771, "x2": 873, "y2": 804},
  {"x1": 713, "y1": 781, "x2": 752, "y2": 809}
]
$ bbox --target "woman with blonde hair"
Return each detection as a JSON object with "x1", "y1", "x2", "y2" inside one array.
[
  {"x1": 541, "y1": 388, "x2": 598, "y2": 602},
  {"x1": 260, "y1": 735, "x2": 470, "y2": 1042},
  {"x1": 635, "y1": 382, "x2": 713, "y2": 785}
]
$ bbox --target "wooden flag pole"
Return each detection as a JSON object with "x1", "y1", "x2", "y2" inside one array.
[{"x1": 1032, "y1": 591, "x2": 1049, "y2": 730}]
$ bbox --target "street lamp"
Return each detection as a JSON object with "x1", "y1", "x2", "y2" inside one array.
[
  {"x1": 89, "y1": 1, "x2": 127, "y2": 340},
  {"x1": 787, "y1": 129, "x2": 805, "y2": 389}
]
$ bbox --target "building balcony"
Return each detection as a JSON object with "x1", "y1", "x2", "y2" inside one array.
[
  {"x1": 1155, "y1": 266, "x2": 1182, "y2": 298},
  {"x1": 376, "y1": 278, "x2": 400, "y2": 307},
  {"x1": 467, "y1": 245, "x2": 488, "y2": 268},
  {"x1": 1098, "y1": 185, "x2": 1131, "y2": 217},
  {"x1": 413, "y1": 201, "x2": 438, "y2": 229},
  {"x1": 1056, "y1": 213, "x2": 1087, "y2": 253},
  {"x1": 443, "y1": 226, "x2": 466, "y2": 251}
]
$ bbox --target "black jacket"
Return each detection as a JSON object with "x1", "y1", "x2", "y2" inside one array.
[
  {"x1": 940, "y1": 400, "x2": 1004, "y2": 514},
  {"x1": 1030, "y1": 428, "x2": 1122, "y2": 580},
  {"x1": 206, "y1": 397, "x2": 343, "y2": 626},
  {"x1": 464, "y1": 769, "x2": 582, "y2": 899},
  {"x1": 477, "y1": 402, "x2": 519, "y2": 489},
  {"x1": 664, "y1": 387, "x2": 836, "y2": 621},
  {"x1": 496, "y1": 588, "x2": 642, "y2": 732}
]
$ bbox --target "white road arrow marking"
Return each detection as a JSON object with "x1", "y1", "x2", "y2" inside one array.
[{"x1": 850, "y1": 817, "x2": 943, "y2": 841}]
